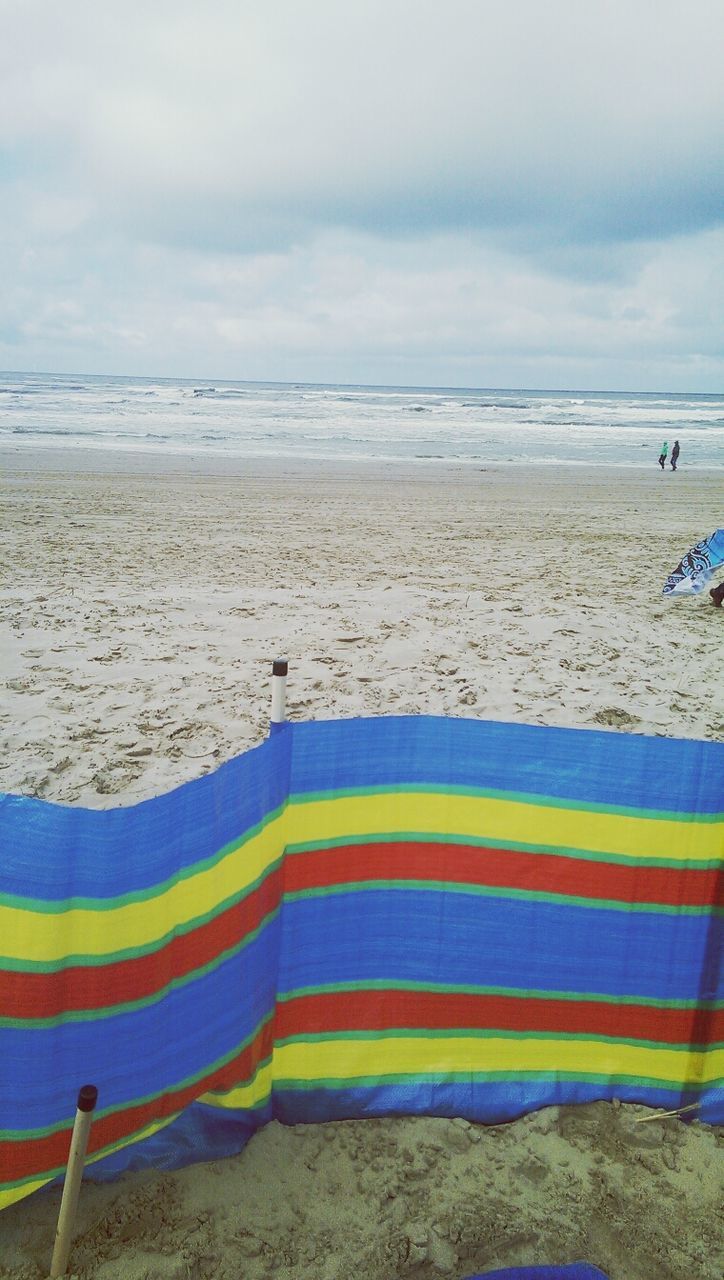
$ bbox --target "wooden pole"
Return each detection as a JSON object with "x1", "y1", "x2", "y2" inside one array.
[
  {"x1": 270, "y1": 658, "x2": 288, "y2": 732},
  {"x1": 50, "y1": 1085, "x2": 98, "y2": 1278}
]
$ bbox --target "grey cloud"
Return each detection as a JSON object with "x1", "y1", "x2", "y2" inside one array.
[
  {"x1": 2, "y1": 224, "x2": 723, "y2": 384},
  {"x1": 3, "y1": 1, "x2": 724, "y2": 255},
  {"x1": 2, "y1": 2, "x2": 723, "y2": 387}
]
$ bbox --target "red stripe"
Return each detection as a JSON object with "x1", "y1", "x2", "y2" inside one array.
[
  {"x1": 5, "y1": 989, "x2": 719, "y2": 1186},
  {"x1": 5, "y1": 843, "x2": 716, "y2": 1022},
  {"x1": 276, "y1": 988, "x2": 723, "y2": 1046},
  {"x1": 0, "y1": 868, "x2": 283, "y2": 1020},
  {"x1": 285, "y1": 841, "x2": 719, "y2": 908},
  {"x1": 1, "y1": 1021, "x2": 274, "y2": 1183}
]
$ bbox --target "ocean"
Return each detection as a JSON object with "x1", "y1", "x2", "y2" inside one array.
[{"x1": 1, "y1": 371, "x2": 723, "y2": 469}]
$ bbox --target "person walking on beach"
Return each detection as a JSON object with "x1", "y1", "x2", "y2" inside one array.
[
  {"x1": 670, "y1": 440, "x2": 680, "y2": 470},
  {"x1": 658, "y1": 441, "x2": 668, "y2": 469}
]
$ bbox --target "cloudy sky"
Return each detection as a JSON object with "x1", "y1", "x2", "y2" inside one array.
[{"x1": 2, "y1": 0, "x2": 723, "y2": 390}]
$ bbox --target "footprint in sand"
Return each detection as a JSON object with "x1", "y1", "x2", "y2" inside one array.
[{"x1": 592, "y1": 707, "x2": 642, "y2": 728}]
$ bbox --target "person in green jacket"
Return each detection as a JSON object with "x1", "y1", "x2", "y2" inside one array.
[{"x1": 658, "y1": 441, "x2": 668, "y2": 470}]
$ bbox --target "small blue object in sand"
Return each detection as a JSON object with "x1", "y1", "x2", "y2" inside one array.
[{"x1": 465, "y1": 1265, "x2": 609, "y2": 1280}]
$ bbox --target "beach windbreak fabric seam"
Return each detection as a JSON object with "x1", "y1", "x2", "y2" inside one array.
[{"x1": 0, "y1": 716, "x2": 722, "y2": 1209}]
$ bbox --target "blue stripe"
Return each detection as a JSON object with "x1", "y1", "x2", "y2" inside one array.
[
  {"x1": 0, "y1": 730, "x2": 291, "y2": 901},
  {"x1": 85, "y1": 1100, "x2": 270, "y2": 1182},
  {"x1": 271, "y1": 1079, "x2": 723, "y2": 1126},
  {"x1": 276, "y1": 890, "x2": 722, "y2": 1003},
  {"x1": 0, "y1": 917, "x2": 281, "y2": 1132},
  {"x1": 288, "y1": 717, "x2": 724, "y2": 814},
  {"x1": 82, "y1": 1076, "x2": 723, "y2": 1185},
  {"x1": 1, "y1": 720, "x2": 720, "y2": 905},
  {"x1": 10, "y1": 883, "x2": 716, "y2": 1134}
]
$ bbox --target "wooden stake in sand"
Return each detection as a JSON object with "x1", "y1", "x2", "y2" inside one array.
[
  {"x1": 633, "y1": 1101, "x2": 700, "y2": 1122},
  {"x1": 50, "y1": 1084, "x2": 98, "y2": 1278},
  {"x1": 271, "y1": 657, "x2": 288, "y2": 731}
]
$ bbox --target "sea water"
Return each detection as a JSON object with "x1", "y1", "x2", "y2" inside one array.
[{"x1": 1, "y1": 371, "x2": 723, "y2": 469}]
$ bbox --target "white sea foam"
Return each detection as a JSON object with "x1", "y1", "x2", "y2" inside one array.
[{"x1": 1, "y1": 372, "x2": 722, "y2": 468}]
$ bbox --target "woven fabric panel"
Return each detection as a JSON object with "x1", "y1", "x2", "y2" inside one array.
[{"x1": 1, "y1": 717, "x2": 721, "y2": 1209}]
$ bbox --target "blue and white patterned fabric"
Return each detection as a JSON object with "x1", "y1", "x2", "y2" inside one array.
[{"x1": 662, "y1": 528, "x2": 724, "y2": 595}]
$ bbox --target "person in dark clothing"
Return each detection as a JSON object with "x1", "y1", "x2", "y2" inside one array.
[{"x1": 670, "y1": 440, "x2": 680, "y2": 470}]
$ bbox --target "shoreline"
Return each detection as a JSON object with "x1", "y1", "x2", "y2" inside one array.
[{"x1": 2, "y1": 442, "x2": 724, "y2": 479}]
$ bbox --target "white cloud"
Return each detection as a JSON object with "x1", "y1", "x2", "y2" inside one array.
[
  {"x1": 2, "y1": 226, "x2": 723, "y2": 389},
  {"x1": 1, "y1": 1, "x2": 723, "y2": 385},
  {"x1": 4, "y1": 2, "x2": 724, "y2": 240}
]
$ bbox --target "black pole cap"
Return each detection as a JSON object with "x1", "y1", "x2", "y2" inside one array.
[
  {"x1": 272, "y1": 659, "x2": 288, "y2": 676},
  {"x1": 77, "y1": 1084, "x2": 98, "y2": 1112}
]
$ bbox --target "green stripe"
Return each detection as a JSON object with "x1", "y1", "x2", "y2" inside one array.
[
  {"x1": 7, "y1": 968, "x2": 719, "y2": 1033},
  {"x1": 2, "y1": 785, "x2": 718, "y2": 915},
  {"x1": 0, "y1": 1110, "x2": 182, "y2": 1195},
  {"x1": 8, "y1": 968, "x2": 720, "y2": 1033},
  {"x1": 0, "y1": 861, "x2": 283, "y2": 973},
  {"x1": 202, "y1": 1052, "x2": 271, "y2": 1102},
  {"x1": 3, "y1": 793, "x2": 717, "y2": 917},
  {"x1": 282, "y1": 878, "x2": 719, "y2": 916},
  {"x1": 1, "y1": 1076, "x2": 273, "y2": 1194},
  {"x1": 285, "y1": 830, "x2": 720, "y2": 871},
  {"x1": 273, "y1": 1069, "x2": 711, "y2": 1091},
  {"x1": 289, "y1": 783, "x2": 723, "y2": 823},
  {"x1": 0, "y1": 908, "x2": 280, "y2": 1029},
  {"x1": 1, "y1": 1090, "x2": 272, "y2": 1198},
  {"x1": 1, "y1": 1062, "x2": 698, "y2": 1198},
  {"x1": 0, "y1": 803, "x2": 286, "y2": 913},
  {"x1": 276, "y1": 979, "x2": 723, "y2": 1011},
  {"x1": 0, "y1": 1023, "x2": 273, "y2": 1142},
  {"x1": 274, "y1": 1028, "x2": 717, "y2": 1052}
]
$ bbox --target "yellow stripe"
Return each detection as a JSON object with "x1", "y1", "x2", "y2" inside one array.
[
  {"x1": 3, "y1": 790, "x2": 719, "y2": 964},
  {"x1": 0, "y1": 1112, "x2": 182, "y2": 1213},
  {"x1": 0, "y1": 1175, "x2": 52, "y2": 1212},
  {"x1": 272, "y1": 1035, "x2": 722, "y2": 1087},
  {"x1": 200, "y1": 1059, "x2": 274, "y2": 1111},
  {"x1": 291, "y1": 792, "x2": 721, "y2": 864},
  {"x1": 85, "y1": 1111, "x2": 180, "y2": 1171},
  {"x1": 2, "y1": 1045, "x2": 718, "y2": 1214},
  {"x1": 1, "y1": 813, "x2": 287, "y2": 964}
]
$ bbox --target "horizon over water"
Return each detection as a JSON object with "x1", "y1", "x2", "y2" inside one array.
[{"x1": 1, "y1": 369, "x2": 723, "y2": 469}]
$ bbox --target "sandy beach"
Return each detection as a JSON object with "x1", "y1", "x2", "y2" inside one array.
[
  {"x1": 1, "y1": 448, "x2": 722, "y2": 1279},
  {"x1": 2, "y1": 449, "x2": 722, "y2": 807}
]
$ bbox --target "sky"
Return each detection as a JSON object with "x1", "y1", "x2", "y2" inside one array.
[{"x1": 1, "y1": 0, "x2": 723, "y2": 391}]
